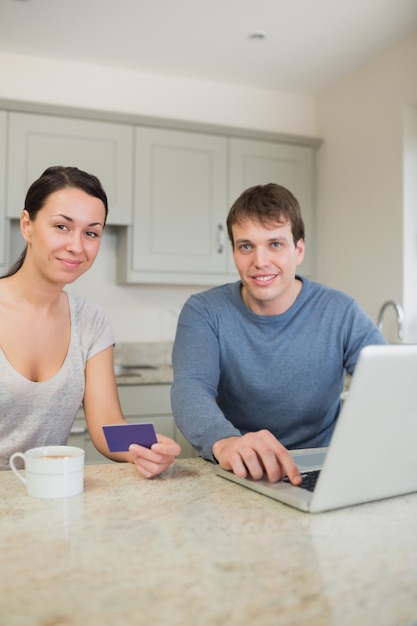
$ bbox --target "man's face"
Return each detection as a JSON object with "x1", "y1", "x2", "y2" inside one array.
[{"x1": 232, "y1": 218, "x2": 305, "y2": 315}]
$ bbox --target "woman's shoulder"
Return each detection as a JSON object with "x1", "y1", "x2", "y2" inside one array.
[
  {"x1": 66, "y1": 293, "x2": 114, "y2": 351},
  {"x1": 66, "y1": 292, "x2": 109, "y2": 322}
]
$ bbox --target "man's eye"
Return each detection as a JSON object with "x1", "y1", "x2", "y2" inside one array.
[
  {"x1": 238, "y1": 243, "x2": 252, "y2": 251},
  {"x1": 271, "y1": 241, "x2": 282, "y2": 249}
]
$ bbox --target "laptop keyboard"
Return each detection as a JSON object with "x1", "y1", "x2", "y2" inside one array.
[{"x1": 283, "y1": 469, "x2": 321, "y2": 492}]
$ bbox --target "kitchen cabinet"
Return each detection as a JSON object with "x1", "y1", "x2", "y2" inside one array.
[
  {"x1": 6, "y1": 112, "x2": 134, "y2": 225},
  {"x1": 0, "y1": 111, "x2": 8, "y2": 274},
  {"x1": 68, "y1": 383, "x2": 196, "y2": 464},
  {"x1": 117, "y1": 131, "x2": 316, "y2": 285},
  {"x1": 117, "y1": 126, "x2": 234, "y2": 285}
]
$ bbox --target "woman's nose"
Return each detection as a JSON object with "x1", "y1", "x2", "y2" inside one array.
[{"x1": 66, "y1": 232, "x2": 83, "y2": 253}]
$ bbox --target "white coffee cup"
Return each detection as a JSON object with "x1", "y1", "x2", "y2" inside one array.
[{"x1": 9, "y1": 445, "x2": 85, "y2": 499}]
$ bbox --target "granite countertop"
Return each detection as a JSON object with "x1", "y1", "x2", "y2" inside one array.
[{"x1": 1, "y1": 458, "x2": 417, "y2": 625}]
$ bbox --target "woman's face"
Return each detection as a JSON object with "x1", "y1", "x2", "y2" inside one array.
[{"x1": 20, "y1": 187, "x2": 106, "y2": 285}]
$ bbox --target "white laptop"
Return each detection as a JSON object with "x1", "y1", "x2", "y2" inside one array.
[{"x1": 215, "y1": 344, "x2": 417, "y2": 513}]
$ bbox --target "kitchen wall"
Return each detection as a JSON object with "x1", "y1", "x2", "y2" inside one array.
[
  {"x1": 0, "y1": 51, "x2": 316, "y2": 136},
  {"x1": 316, "y1": 30, "x2": 417, "y2": 341},
  {"x1": 2, "y1": 30, "x2": 417, "y2": 342}
]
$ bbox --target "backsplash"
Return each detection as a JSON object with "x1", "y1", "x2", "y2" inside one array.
[{"x1": 114, "y1": 341, "x2": 173, "y2": 367}]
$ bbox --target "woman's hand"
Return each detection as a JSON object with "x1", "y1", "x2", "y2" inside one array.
[{"x1": 129, "y1": 434, "x2": 181, "y2": 478}]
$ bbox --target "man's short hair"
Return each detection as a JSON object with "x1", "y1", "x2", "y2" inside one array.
[{"x1": 227, "y1": 183, "x2": 305, "y2": 248}]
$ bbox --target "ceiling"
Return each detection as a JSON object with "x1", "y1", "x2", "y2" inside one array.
[{"x1": 1, "y1": 0, "x2": 417, "y2": 95}]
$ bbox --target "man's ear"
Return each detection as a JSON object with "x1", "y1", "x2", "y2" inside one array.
[
  {"x1": 295, "y1": 238, "x2": 305, "y2": 266},
  {"x1": 20, "y1": 210, "x2": 32, "y2": 244}
]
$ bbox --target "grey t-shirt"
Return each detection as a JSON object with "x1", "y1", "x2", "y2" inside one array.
[{"x1": 0, "y1": 293, "x2": 114, "y2": 470}]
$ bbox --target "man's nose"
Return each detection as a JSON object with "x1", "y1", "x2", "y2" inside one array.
[{"x1": 253, "y1": 246, "x2": 269, "y2": 266}]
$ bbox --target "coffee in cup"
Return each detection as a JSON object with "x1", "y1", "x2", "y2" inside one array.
[{"x1": 9, "y1": 445, "x2": 85, "y2": 498}]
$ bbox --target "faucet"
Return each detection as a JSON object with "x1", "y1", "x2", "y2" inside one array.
[{"x1": 377, "y1": 300, "x2": 404, "y2": 341}]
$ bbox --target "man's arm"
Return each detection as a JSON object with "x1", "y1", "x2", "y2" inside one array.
[{"x1": 171, "y1": 296, "x2": 241, "y2": 460}]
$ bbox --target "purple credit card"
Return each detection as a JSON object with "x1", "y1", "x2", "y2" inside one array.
[{"x1": 103, "y1": 423, "x2": 158, "y2": 452}]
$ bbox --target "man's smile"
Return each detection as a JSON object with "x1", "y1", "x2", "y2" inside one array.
[{"x1": 252, "y1": 274, "x2": 277, "y2": 282}]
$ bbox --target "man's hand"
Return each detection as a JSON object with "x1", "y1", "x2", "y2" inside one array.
[{"x1": 212, "y1": 430, "x2": 301, "y2": 485}]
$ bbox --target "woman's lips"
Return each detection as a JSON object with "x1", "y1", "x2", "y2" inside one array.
[{"x1": 58, "y1": 258, "x2": 83, "y2": 269}]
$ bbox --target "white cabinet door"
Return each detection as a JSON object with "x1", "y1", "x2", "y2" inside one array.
[
  {"x1": 120, "y1": 127, "x2": 230, "y2": 284},
  {"x1": 6, "y1": 112, "x2": 134, "y2": 225},
  {"x1": 0, "y1": 111, "x2": 7, "y2": 274},
  {"x1": 229, "y1": 138, "x2": 316, "y2": 277}
]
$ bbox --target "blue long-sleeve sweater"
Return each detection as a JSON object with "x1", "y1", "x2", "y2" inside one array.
[{"x1": 171, "y1": 277, "x2": 386, "y2": 461}]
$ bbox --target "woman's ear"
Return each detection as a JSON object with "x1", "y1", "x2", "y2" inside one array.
[{"x1": 20, "y1": 210, "x2": 32, "y2": 243}]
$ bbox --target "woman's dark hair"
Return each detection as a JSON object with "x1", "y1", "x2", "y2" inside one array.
[
  {"x1": 1, "y1": 166, "x2": 108, "y2": 278},
  {"x1": 226, "y1": 182, "x2": 305, "y2": 249}
]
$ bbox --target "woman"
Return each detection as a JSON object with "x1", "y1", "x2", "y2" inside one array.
[{"x1": 0, "y1": 166, "x2": 180, "y2": 475}]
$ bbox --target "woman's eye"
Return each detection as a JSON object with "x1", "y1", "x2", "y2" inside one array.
[
  {"x1": 56, "y1": 224, "x2": 69, "y2": 231},
  {"x1": 85, "y1": 231, "x2": 99, "y2": 238}
]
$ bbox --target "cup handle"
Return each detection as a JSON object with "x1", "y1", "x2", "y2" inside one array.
[{"x1": 9, "y1": 452, "x2": 27, "y2": 485}]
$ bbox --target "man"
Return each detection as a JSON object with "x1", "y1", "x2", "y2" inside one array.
[{"x1": 171, "y1": 183, "x2": 386, "y2": 485}]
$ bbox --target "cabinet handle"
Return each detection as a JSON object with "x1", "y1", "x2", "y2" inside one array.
[{"x1": 217, "y1": 224, "x2": 225, "y2": 254}]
